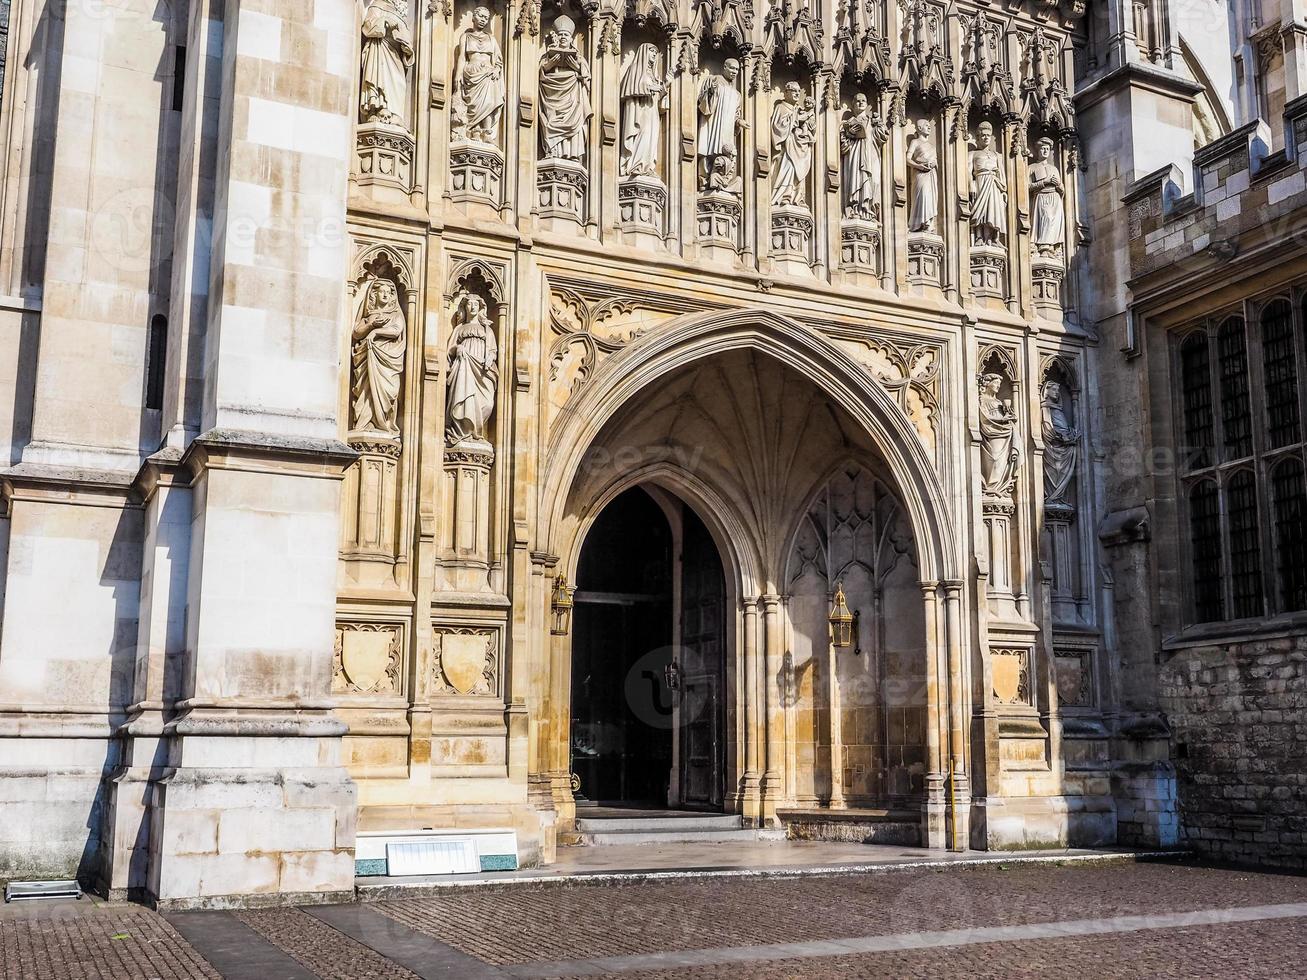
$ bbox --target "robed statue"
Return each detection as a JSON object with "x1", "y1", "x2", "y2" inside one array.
[
  {"x1": 770, "y1": 81, "x2": 815, "y2": 208},
  {"x1": 351, "y1": 277, "x2": 407, "y2": 436},
  {"x1": 1030, "y1": 137, "x2": 1065, "y2": 256},
  {"x1": 1041, "y1": 380, "x2": 1078, "y2": 505},
  {"x1": 446, "y1": 294, "x2": 499, "y2": 447},
  {"x1": 907, "y1": 119, "x2": 939, "y2": 234},
  {"x1": 839, "y1": 93, "x2": 888, "y2": 220},
  {"x1": 969, "y1": 121, "x2": 1007, "y2": 246},
  {"x1": 359, "y1": 0, "x2": 415, "y2": 127},
  {"x1": 697, "y1": 59, "x2": 746, "y2": 192},
  {"x1": 538, "y1": 16, "x2": 591, "y2": 161},
  {"x1": 618, "y1": 43, "x2": 668, "y2": 178},
  {"x1": 452, "y1": 6, "x2": 505, "y2": 144},
  {"x1": 978, "y1": 373, "x2": 1020, "y2": 496}
]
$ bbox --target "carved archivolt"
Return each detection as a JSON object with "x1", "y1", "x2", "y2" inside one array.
[
  {"x1": 333, "y1": 623, "x2": 404, "y2": 696},
  {"x1": 431, "y1": 627, "x2": 500, "y2": 696},
  {"x1": 839, "y1": 336, "x2": 941, "y2": 459}
]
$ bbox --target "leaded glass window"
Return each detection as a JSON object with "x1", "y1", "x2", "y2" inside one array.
[
  {"x1": 1180, "y1": 331, "x2": 1213, "y2": 471},
  {"x1": 1218, "y1": 316, "x2": 1253, "y2": 460},
  {"x1": 1273, "y1": 457, "x2": 1307, "y2": 613},
  {"x1": 1227, "y1": 469, "x2": 1263, "y2": 619},
  {"x1": 1262, "y1": 300, "x2": 1300, "y2": 448},
  {"x1": 1190, "y1": 479, "x2": 1224, "y2": 623}
]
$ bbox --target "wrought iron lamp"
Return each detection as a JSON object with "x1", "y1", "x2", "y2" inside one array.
[
  {"x1": 550, "y1": 574, "x2": 575, "y2": 636},
  {"x1": 828, "y1": 581, "x2": 855, "y2": 649}
]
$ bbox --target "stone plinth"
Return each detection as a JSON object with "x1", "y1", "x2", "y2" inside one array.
[
  {"x1": 840, "y1": 217, "x2": 881, "y2": 273},
  {"x1": 537, "y1": 158, "x2": 587, "y2": 223},
  {"x1": 770, "y1": 204, "x2": 813, "y2": 264},
  {"x1": 450, "y1": 141, "x2": 504, "y2": 207},
  {"x1": 440, "y1": 441, "x2": 495, "y2": 592},
  {"x1": 343, "y1": 432, "x2": 401, "y2": 563},
  {"x1": 618, "y1": 175, "x2": 666, "y2": 237},
  {"x1": 907, "y1": 232, "x2": 945, "y2": 285},
  {"x1": 970, "y1": 242, "x2": 1007, "y2": 298},
  {"x1": 697, "y1": 191, "x2": 742, "y2": 251},
  {"x1": 1032, "y1": 254, "x2": 1065, "y2": 314},
  {"x1": 356, "y1": 121, "x2": 414, "y2": 191}
]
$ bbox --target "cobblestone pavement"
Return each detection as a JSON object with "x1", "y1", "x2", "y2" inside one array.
[{"x1": 3, "y1": 861, "x2": 1307, "y2": 978}]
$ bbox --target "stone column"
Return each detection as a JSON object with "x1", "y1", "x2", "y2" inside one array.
[
  {"x1": 826, "y1": 626, "x2": 846, "y2": 810},
  {"x1": 140, "y1": 0, "x2": 360, "y2": 908},
  {"x1": 761, "y1": 594, "x2": 784, "y2": 821},
  {"x1": 740, "y1": 597, "x2": 762, "y2": 823},
  {"x1": 943, "y1": 580, "x2": 970, "y2": 851},
  {"x1": 920, "y1": 580, "x2": 947, "y2": 848}
]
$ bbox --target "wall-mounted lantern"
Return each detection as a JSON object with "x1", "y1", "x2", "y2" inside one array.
[
  {"x1": 828, "y1": 581, "x2": 855, "y2": 649},
  {"x1": 550, "y1": 574, "x2": 575, "y2": 636},
  {"x1": 664, "y1": 659, "x2": 682, "y2": 692}
]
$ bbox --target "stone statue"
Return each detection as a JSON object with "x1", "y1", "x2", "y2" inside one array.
[
  {"x1": 618, "y1": 43, "x2": 668, "y2": 178},
  {"x1": 978, "y1": 373, "x2": 1020, "y2": 496},
  {"x1": 446, "y1": 294, "x2": 499, "y2": 447},
  {"x1": 452, "y1": 6, "x2": 505, "y2": 144},
  {"x1": 538, "y1": 16, "x2": 591, "y2": 161},
  {"x1": 1041, "y1": 380, "x2": 1078, "y2": 505},
  {"x1": 770, "y1": 82, "x2": 815, "y2": 208},
  {"x1": 839, "y1": 93, "x2": 888, "y2": 220},
  {"x1": 969, "y1": 121, "x2": 1007, "y2": 246},
  {"x1": 1029, "y1": 137, "x2": 1065, "y2": 256},
  {"x1": 697, "y1": 59, "x2": 746, "y2": 192},
  {"x1": 907, "y1": 119, "x2": 938, "y2": 234},
  {"x1": 351, "y1": 277, "x2": 407, "y2": 436},
  {"x1": 359, "y1": 0, "x2": 416, "y2": 127}
]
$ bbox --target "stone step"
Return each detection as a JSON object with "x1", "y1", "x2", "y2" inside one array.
[
  {"x1": 575, "y1": 813, "x2": 743, "y2": 834},
  {"x1": 570, "y1": 827, "x2": 788, "y2": 847}
]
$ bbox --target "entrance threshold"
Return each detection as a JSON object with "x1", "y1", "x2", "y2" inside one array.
[{"x1": 355, "y1": 846, "x2": 1190, "y2": 898}]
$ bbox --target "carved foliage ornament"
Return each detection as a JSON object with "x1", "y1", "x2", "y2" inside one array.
[
  {"x1": 334, "y1": 623, "x2": 404, "y2": 696},
  {"x1": 845, "y1": 337, "x2": 941, "y2": 457},
  {"x1": 432, "y1": 627, "x2": 499, "y2": 696}
]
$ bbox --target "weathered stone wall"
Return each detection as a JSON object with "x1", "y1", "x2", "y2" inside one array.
[{"x1": 1160, "y1": 639, "x2": 1307, "y2": 869}]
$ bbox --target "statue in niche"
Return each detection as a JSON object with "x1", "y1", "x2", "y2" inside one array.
[
  {"x1": 351, "y1": 277, "x2": 407, "y2": 436},
  {"x1": 446, "y1": 293, "x2": 499, "y2": 447},
  {"x1": 618, "y1": 43, "x2": 668, "y2": 178},
  {"x1": 705, "y1": 153, "x2": 742, "y2": 194},
  {"x1": 969, "y1": 121, "x2": 1007, "y2": 246},
  {"x1": 907, "y1": 118, "x2": 938, "y2": 234},
  {"x1": 770, "y1": 81, "x2": 816, "y2": 208},
  {"x1": 452, "y1": 5, "x2": 505, "y2": 144},
  {"x1": 839, "y1": 92, "x2": 888, "y2": 220},
  {"x1": 978, "y1": 373, "x2": 1020, "y2": 496},
  {"x1": 697, "y1": 58, "x2": 747, "y2": 193},
  {"x1": 359, "y1": 0, "x2": 416, "y2": 127},
  {"x1": 538, "y1": 15, "x2": 591, "y2": 161},
  {"x1": 1041, "y1": 380, "x2": 1078, "y2": 506},
  {"x1": 1029, "y1": 137, "x2": 1065, "y2": 257}
]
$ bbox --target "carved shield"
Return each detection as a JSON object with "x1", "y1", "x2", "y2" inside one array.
[
  {"x1": 342, "y1": 629, "x2": 394, "y2": 692},
  {"x1": 991, "y1": 652, "x2": 1022, "y2": 705},
  {"x1": 441, "y1": 633, "x2": 489, "y2": 695},
  {"x1": 1055, "y1": 655, "x2": 1086, "y2": 707}
]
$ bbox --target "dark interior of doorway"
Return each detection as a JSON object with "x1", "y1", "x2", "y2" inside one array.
[{"x1": 570, "y1": 486, "x2": 725, "y2": 809}]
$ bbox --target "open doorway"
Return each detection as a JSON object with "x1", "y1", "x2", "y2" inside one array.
[{"x1": 570, "y1": 486, "x2": 726, "y2": 810}]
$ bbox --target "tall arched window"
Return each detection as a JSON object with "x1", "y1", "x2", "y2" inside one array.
[
  {"x1": 1218, "y1": 316, "x2": 1252, "y2": 460},
  {"x1": 1190, "y1": 479, "x2": 1224, "y2": 623},
  {"x1": 1261, "y1": 299, "x2": 1299, "y2": 448},
  {"x1": 1227, "y1": 469, "x2": 1263, "y2": 619},
  {"x1": 1180, "y1": 331, "x2": 1214, "y2": 470},
  {"x1": 1273, "y1": 457, "x2": 1307, "y2": 613}
]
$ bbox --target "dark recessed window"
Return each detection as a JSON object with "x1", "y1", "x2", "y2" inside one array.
[
  {"x1": 1273, "y1": 457, "x2": 1307, "y2": 613},
  {"x1": 1180, "y1": 331, "x2": 1214, "y2": 471},
  {"x1": 1227, "y1": 469, "x2": 1263, "y2": 619},
  {"x1": 145, "y1": 314, "x2": 167, "y2": 411},
  {"x1": 1218, "y1": 316, "x2": 1252, "y2": 460},
  {"x1": 1190, "y1": 479, "x2": 1224, "y2": 623}
]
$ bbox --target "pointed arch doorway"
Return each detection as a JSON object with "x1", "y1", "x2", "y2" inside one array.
[{"x1": 570, "y1": 485, "x2": 727, "y2": 811}]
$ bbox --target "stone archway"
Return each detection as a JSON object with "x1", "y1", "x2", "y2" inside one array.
[{"x1": 539, "y1": 310, "x2": 971, "y2": 847}]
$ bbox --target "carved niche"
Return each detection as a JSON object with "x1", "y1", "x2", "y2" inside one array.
[
  {"x1": 333, "y1": 622, "x2": 404, "y2": 696},
  {"x1": 431, "y1": 627, "x2": 500, "y2": 697}
]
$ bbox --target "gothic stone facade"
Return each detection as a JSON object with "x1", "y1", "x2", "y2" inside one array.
[{"x1": 0, "y1": 0, "x2": 1294, "y2": 908}]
